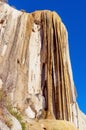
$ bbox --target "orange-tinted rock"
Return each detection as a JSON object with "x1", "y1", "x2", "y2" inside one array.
[{"x1": 0, "y1": 2, "x2": 84, "y2": 129}]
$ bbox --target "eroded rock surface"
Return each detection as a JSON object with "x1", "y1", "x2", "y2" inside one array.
[
  {"x1": 0, "y1": 1, "x2": 85, "y2": 130},
  {"x1": 0, "y1": 106, "x2": 22, "y2": 130}
]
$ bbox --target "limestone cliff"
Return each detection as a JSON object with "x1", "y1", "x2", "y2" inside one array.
[{"x1": 0, "y1": 1, "x2": 86, "y2": 130}]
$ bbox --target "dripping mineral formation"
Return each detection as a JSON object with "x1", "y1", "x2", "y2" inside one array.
[{"x1": 0, "y1": 1, "x2": 86, "y2": 130}]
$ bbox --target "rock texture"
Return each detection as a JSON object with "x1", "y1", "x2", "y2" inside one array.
[
  {"x1": 0, "y1": 106, "x2": 22, "y2": 130},
  {"x1": 26, "y1": 119, "x2": 78, "y2": 130},
  {"x1": 0, "y1": 1, "x2": 86, "y2": 130},
  {"x1": 78, "y1": 108, "x2": 86, "y2": 130}
]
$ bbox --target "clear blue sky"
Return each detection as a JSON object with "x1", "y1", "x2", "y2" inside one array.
[{"x1": 8, "y1": 0, "x2": 86, "y2": 114}]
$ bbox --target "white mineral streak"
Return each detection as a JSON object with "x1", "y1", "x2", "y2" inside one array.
[
  {"x1": 34, "y1": 95, "x2": 45, "y2": 112},
  {"x1": 29, "y1": 94, "x2": 45, "y2": 112},
  {"x1": 27, "y1": 23, "x2": 45, "y2": 118},
  {"x1": 1, "y1": 44, "x2": 7, "y2": 56},
  {"x1": 70, "y1": 103, "x2": 79, "y2": 128},
  {"x1": 11, "y1": 115, "x2": 22, "y2": 130},
  {"x1": 61, "y1": 23, "x2": 76, "y2": 103},
  {"x1": 25, "y1": 106, "x2": 35, "y2": 119},
  {"x1": 0, "y1": 78, "x2": 3, "y2": 89},
  {"x1": 0, "y1": 2, "x2": 22, "y2": 57},
  {"x1": 78, "y1": 108, "x2": 86, "y2": 130},
  {"x1": 62, "y1": 24, "x2": 78, "y2": 128},
  {"x1": 61, "y1": 23, "x2": 76, "y2": 102},
  {"x1": 28, "y1": 23, "x2": 41, "y2": 94}
]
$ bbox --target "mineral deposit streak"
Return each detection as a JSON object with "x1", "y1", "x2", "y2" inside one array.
[{"x1": 0, "y1": 1, "x2": 78, "y2": 128}]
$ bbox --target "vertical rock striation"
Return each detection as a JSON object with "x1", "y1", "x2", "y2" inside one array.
[{"x1": 0, "y1": 1, "x2": 85, "y2": 129}]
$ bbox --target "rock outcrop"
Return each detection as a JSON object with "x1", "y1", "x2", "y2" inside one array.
[
  {"x1": 78, "y1": 108, "x2": 86, "y2": 130},
  {"x1": 0, "y1": 105, "x2": 22, "y2": 130},
  {"x1": 26, "y1": 119, "x2": 78, "y2": 130},
  {"x1": 0, "y1": 1, "x2": 86, "y2": 130}
]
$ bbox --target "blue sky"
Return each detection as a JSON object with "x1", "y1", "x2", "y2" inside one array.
[{"x1": 8, "y1": 0, "x2": 86, "y2": 114}]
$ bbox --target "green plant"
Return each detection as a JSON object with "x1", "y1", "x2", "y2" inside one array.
[{"x1": 21, "y1": 122, "x2": 26, "y2": 130}]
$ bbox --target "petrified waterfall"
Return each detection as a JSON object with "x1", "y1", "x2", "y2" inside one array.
[{"x1": 0, "y1": 1, "x2": 79, "y2": 128}]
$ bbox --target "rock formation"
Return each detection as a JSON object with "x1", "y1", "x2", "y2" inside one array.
[{"x1": 0, "y1": 1, "x2": 86, "y2": 130}]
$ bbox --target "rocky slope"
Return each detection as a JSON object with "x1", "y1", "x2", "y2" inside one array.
[
  {"x1": 0, "y1": 105, "x2": 22, "y2": 130},
  {"x1": 26, "y1": 119, "x2": 78, "y2": 130},
  {"x1": 78, "y1": 108, "x2": 86, "y2": 130},
  {"x1": 0, "y1": 1, "x2": 86, "y2": 130}
]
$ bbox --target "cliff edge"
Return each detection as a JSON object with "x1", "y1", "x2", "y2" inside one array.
[{"x1": 0, "y1": 1, "x2": 86, "y2": 130}]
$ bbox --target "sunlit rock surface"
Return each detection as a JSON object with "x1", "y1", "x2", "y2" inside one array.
[
  {"x1": 0, "y1": 106, "x2": 22, "y2": 130},
  {"x1": 0, "y1": 1, "x2": 86, "y2": 130}
]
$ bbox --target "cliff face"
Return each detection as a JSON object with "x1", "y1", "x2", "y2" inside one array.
[{"x1": 0, "y1": 1, "x2": 86, "y2": 130}]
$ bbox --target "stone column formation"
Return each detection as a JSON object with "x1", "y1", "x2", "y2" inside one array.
[{"x1": 0, "y1": 1, "x2": 78, "y2": 128}]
